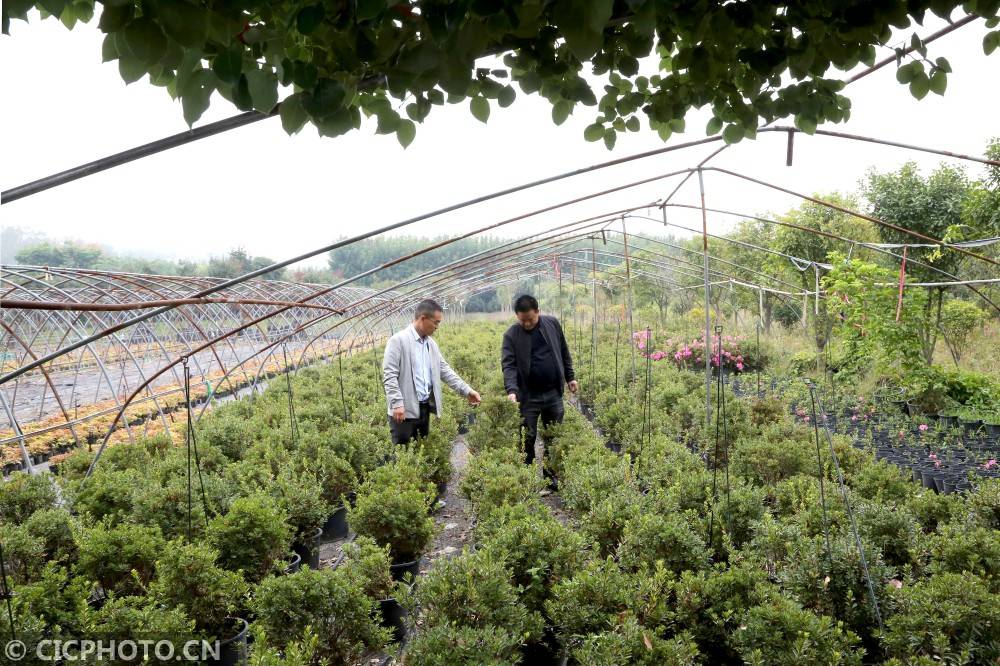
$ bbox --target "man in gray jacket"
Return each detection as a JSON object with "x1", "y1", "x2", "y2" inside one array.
[{"x1": 383, "y1": 299, "x2": 481, "y2": 444}]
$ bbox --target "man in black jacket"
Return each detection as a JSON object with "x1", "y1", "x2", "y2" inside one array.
[{"x1": 501, "y1": 295, "x2": 577, "y2": 486}]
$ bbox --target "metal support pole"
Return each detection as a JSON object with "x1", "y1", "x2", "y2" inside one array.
[
  {"x1": 591, "y1": 237, "x2": 598, "y2": 400},
  {"x1": 697, "y1": 169, "x2": 712, "y2": 429},
  {"x1": 0, "y1": 392, "x2": 34, "y2": 474},
  {"x1": 621, "y1": 218, "x2": 637, "y2": 383}
]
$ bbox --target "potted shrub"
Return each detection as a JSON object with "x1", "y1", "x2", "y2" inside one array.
[
  {"x1": 151, "y1": 539, "x2": 251, "y2": 664},
  {"x1": 348, "y1": 470, "x2": 435, "y2": 581},
  {"x1": 251, "y1": 567, "x2": 389, "y2": 664},
  {"x1": 301, "y1": 449, "x2": 356, "y2": 541},
  {"x1": 403, "y1": 548, "x2": 543, "y2": 643},
  {"x1": 271, "y1": 470, "x2": 330, "y2": 570},
  {"x1": 207, "y1": 494, "x2": 293, "y2": 582},
  {"x1": 402, "y1": 625, "x2": 523, "y2": 665},
  {"x1": 75, "y1": 521, "x2": 165, "y2": 597},
  {"x1": 731, "y1": 597, "x2": 863, "y2": 665},
  {"x1": 0, "y1": 471, "x2": 57, "y2": 523},
  {"x1": 340, "y1": 537, "x2": 405, "y2": 642}
]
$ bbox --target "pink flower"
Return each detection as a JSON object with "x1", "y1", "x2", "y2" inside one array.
[
  {"x1": 984, "y1": 459, "x2": 997, "y2": 470},
  {"x1": 889, "y1": 579, "x2": 903, "y2": 589},
  {"x1": 736, "y1": 362, "x2": 744, "y2": 371},
  {"x1": 851, "y1": 415, "x2": 858, "y2": 422},
  {"x1": 919, "y1": 424, "x2": 929, "y2": 432}
]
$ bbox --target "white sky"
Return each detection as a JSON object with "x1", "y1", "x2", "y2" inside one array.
[{"x1": 1, "y1": 11, "x2": 998, "y2": 270}]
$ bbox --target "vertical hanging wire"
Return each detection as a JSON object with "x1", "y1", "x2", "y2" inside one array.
[
  {"x1": 281, "y1": 343, "x2": 299, "y2": 448},
  {"x1": 1, "y1": 541, "x2": 16, "y2": 644},
  {"x1": 337, "y1": 350, "x2": 349, "y2": 421},
  {"x1": 756, "y1": 320, "x2": 762, "y2": 399},
  {"x1": 590, "y1": 237, "x2": 598, "y2": 403},
  {"x1": 614, "y1": 313, "x2": 622, "y2": 396},
  {"x1": 697, "y1": 169, "x2": 712, "y2": 431},
  {"x1": 182, "y1": 358, "x2": 211, "y2": 541},
  {"x1": 813, "y1": 384, "x2": 885, "y2": 634},
  {"x1": 806, "y1": 380, "x2": 834, "y2": 570},
  {"x1": 621, "y1": 217, "x2": 637, "y2": 384},
  {"x1": 643, "y1": 326, "x2": 653, "y2": 458}
]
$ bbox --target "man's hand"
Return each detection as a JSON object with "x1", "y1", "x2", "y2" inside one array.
[
  {"x1": 568, "y1": 380, "x2": 579, "y2": 393},
  {"x1": 507, "y1": 392, "x2": 518, "y2": 403},
  {"x1": 392, "y1": 406, "x2": 406, "y2": 423},
  {"x1": 467, "y1": 390, "x2": 482, "y2": 406}
]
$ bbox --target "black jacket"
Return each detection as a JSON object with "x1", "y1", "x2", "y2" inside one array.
[{"x1": 501, "y1": 315, "x2": 575, "y2": 400}]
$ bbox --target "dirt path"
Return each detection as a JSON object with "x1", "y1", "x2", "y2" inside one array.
[{"x1": 420, "y1": 433, "x2": 476, "y2": 573}]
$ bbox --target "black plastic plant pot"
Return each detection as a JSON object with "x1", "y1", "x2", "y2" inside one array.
[
  {"x1": 435, "y1": 480, "x2": 448, "y2": 502},
  {"x1": 389, "y1": 558, "x2": 420, "y2": 583},
  {"x1": 938, "y1": 414, "x2": 957, "y2": 429},
  {"x1": 322, "y1": 504, "x2": 349, "y2": 542},
  {"x1": 520, "y1": 627, "x2": 563, "y2": 666},
  {"x1": 282, "y1": 552, "x2": 302, "y2": 575},
  {"x1": 378, "y1": 597, "x2": 407, "y2": 643},
  {"x1": 920, "y1": 469, "x2": 938, "y2": 491},
  {"x1": 985, "y1": 423, "x2": 1000, "y2": 438},
  {"x1": 209, "y1": 617, "x2": 249, "y2": 666},
  {"x1": 292, "y1": 527, "x2": 323, "y2": 570}
]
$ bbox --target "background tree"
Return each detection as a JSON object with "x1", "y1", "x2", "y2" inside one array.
[
  {"x1": 773, "y1": 194, "x2": 880, "y2": 370},
  {"x1": 862, "y1": 162, "x2": 978, "y2": 363}
]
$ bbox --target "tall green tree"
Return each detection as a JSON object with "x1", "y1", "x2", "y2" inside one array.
[
  {"x1": 862, "y1": 162, "x2": 980, "y2": 363},
  {"x1": 773, "y1": 194, "x2": 879, "y2": 369}
]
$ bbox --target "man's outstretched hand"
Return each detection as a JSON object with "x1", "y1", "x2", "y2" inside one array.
[
  {"x1": 467, "y1": 390, "x2": 482, "y2": 406},
  {"x1": 507, "y1": 392, "x2": 519, "y2": 403},
  {"x1": 392, "y1": 406, "x2": 406, "y2": 423}
]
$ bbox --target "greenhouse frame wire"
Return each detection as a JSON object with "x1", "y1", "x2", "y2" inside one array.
[{"x1": 1, "y1": 125, "x2": 997, "y2": 477}]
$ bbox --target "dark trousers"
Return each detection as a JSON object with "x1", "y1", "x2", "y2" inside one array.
[
  {"x1": 389, "y1": 400, "x2": 433, "y2": 444},
  {"x1": 520, "y1": 388, "x2": 564, "y2": 475}
]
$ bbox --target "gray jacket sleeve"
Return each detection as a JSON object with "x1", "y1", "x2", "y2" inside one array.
[
  {"x1": 439, "y1": 352, "x2": 471, "y2": 396},
  {"x1": 382, "y1": 335, "x2": 405, "y2": 410}
]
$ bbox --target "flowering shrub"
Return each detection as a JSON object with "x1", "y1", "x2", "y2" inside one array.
[{"x1": 632, "y1": 331, "x2": 755, "y2": 373}]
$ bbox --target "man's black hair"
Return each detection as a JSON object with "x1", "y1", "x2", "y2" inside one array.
[
  {"x1": 415, "y1": 298, "x2": 443, "y2": 318},
  {"x1": 513, "y1": 294, "x2": 539, "y2": 313}
]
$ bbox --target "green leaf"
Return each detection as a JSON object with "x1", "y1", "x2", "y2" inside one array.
[
  {"x1": 656, "y1": 124, "x2": 672, "y2": 142},
  {"x1": 928, "y1": 70, "x2": 947, "y2": 95},
  {"x1": 245, "y1": 67, "x2": 278, "y2": 112},
  {"x1": 357, "y1": 0, "x2": 384, "y2": 21},
  {"x1": 212, "y1": 47, "x2": 243, "y2": 85},
  {"x1": 279, "y1": 93, "x2": 308, "y2": 134},
  {"x1": 984, "y1": 31, "x2": 1000, "y2": 56},
  {"x1": 909, "y1": 72, "x2": 930, "y2": 100},
  {"x1": 470, "y1": 96, "x2": 490, "y2": 123},
  {"x1": 296, "y1": 4, "x2": 325, "y2": 35},
  {"x1": 625, "y1": 116, "x2": 640, "y2": 132},
  {"x1": 38, "y1": 0, "x2": 65, "y2": 19},
  {"x1": 101, "y1": 33, "x2": 119, "y2": 62},
  {"x1": 497, "y1": 85, "x2": 516, "y2": 108},
  {"x1": 181, "y1": 69, "x2": 215, "y2": 126},
  {"x1": 375, "y1": 109, "x2": 400, "y2": 134},
  {"x1": 551, "y1": 0, "x2": 615, "y2": 61},
  {"x1": 396, "y1": 119, "x2": 416, "y2": 148},
  {"x1": 722, "y1": 123, "x2": 743, "y2": 144},
  {"x1": 602, "y1": 127, "x2": 616, "y2": 150},
  {"x1": 934, "y1": 56, "x2": 952, "y2": 73},
  {"x1": 158, "y1": 0, "x2": 207, "y2": 48},
  {"x1": 705, "y1": 116, "x2": 723, "y2": 135},
  {"x1": 668, "y1": 117, "x2": 685, "y2": 133},
  {"x1": 551, "y1": 100, "x2": 571, "y2": 125},
  {"x1": 895, "y1": 62, "x2": 916, "y2": 84},
  {"x1": 794, "y1": 115, "x2": 817, "y2": 134},
  {"x1": 118, "y1": 56, "x2": 146, "y2": 84},
  {"x1": 123, "y1": 18, "x2": 167, "y2": 65},
  {"x1": 304, "y1": 78, "x2": 346, "y2": 119},
  {"x1": 583, "y1": 123, "x2": 604, "y2": 142},
  {"x1": 98, "y1": 2, "x2": 132, "y2": 32}
]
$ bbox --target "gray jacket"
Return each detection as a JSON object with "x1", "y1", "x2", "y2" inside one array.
[{"x1": 382, "y1": 324, "x2": 471, "y2": 418}]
